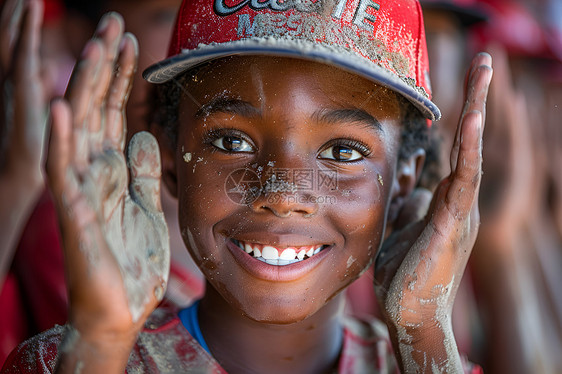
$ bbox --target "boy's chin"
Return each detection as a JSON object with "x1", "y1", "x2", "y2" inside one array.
[
  {"x1": 229, "y1": 290, "x2": 346, "y2": 326},
  {"x1": 241, "y1": 306, "x2": 317, "y2": 325}
]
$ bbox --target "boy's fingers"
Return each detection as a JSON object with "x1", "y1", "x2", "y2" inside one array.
[
  {"x1": 46, "y1": 99, "x2": 73, "y2": 195},
  {"x1": 89, "y1": 12, "x2": 124, "y2": 152},
  {"x1": 65, "y1": 40, "x2": 104, "y2": 170},
  {"x1": 462, "y1": 58, "x2": 493, "y2": 124},
  {"x1": 463, "y1": 52, "x2": 492, "y2": 100},
  {"x1": 446, "y1": 111, "x2": 482, "y2": 218},
  {"x1": 105, "y1": 33, "x2": 138, "y2": 150},
  {"x1": 450, "y1": 55, "x2": 492, "y2": 173},
  {"x1": 0, "y1": 0, "x2": 23, "y2": 72},
  {"x1": 127, "y1": 131, "x2": 163, "y2": 213}
]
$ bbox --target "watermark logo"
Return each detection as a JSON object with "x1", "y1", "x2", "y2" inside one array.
[
  {"x1": 224, "y1": 168, "x2": 262, "y2": 204},
  {"x1": 224, "y1": 168, "x2": 338, "y2": 205},
  {"x1": 265, "y1": 193, "x2": 336, "y2": 205}
]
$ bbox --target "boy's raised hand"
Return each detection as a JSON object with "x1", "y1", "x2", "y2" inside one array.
[
  {"x1": 46, "y1": 13, "x2": 169, "y2": 372},
  {"x1": 374, "y1": 53, "x2": 492, "y2": 373}
]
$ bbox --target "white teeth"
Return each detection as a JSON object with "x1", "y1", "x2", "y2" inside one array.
[
  {"x1": 234, "y1": 240, "x2": 327, "y2": 265},
  {"x1": 261, "y1": 246, "x2": 279, "y2": 260},
  {"x1": 279, "y1": 248, "x2": 296, "y2": 260}
]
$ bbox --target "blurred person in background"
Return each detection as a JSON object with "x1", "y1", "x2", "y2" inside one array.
[
  {"x1": 0, "y1": 0, "x2": 63, "y2": 362},
  {"x1": 0, "y1": 0, "x2": 203, "y2": 365},
  {"x1": 447, "y1": 0, "x2": 562, "y2": 372},
  {"x1": 419, "y1": 0, "x2": 488, "y2": 363},
  {"x1": 351, "y1": 0, "x2": 562, "y2": 372}
]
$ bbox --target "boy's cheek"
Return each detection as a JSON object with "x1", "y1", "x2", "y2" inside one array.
[
  {"x1": 329, "y1": 171, "x2": 391, "y2": 280},
  {"x1": 176, "y1": 162, "x2": 233, "y2": 253}
]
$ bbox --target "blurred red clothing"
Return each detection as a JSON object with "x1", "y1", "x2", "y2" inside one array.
[{"x1": 0, "y1": 190, "x2": 67, "y2": 366}]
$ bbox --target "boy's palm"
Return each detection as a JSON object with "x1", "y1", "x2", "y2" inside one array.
[
  {"x1": 46, "y1": 14, "x2": 169, "y2": 340},
  {"x1": 375, "y1": 54, "x2": 492, "y2": 336}
]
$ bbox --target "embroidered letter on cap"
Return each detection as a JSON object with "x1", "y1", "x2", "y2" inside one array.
[
  {"x1": 237, "y1": 14, "x2": 255, "y2": 36},
  {"x1": 353, "y1": 0, "x2": 380, "y2": 31}
]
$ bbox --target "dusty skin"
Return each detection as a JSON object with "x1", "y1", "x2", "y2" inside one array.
[
  {"x1": 46, "y1": 13, "x2": 169, "y2": 372},
  {"x1": 43, "y1": 11, "x2": 492, "y2": 374}
]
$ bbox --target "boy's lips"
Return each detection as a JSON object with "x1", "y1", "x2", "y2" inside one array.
[
  {"x1": 225, "y1": 237, "x2": 333, "y2": 282},
  {"x1": 231, "y1": 239, "x2": 326, "y2": 266}
]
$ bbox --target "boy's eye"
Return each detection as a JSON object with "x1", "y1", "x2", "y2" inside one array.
[
  {"x1": 212, "y1": 136, "x2": 253, "y2": 152},
  {"x1": 319, "y1": 145, "x2": 364, "y2": 162}
]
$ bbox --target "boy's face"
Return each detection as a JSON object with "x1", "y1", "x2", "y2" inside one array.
[{"x1": 164, "y1": 56, "x2": 405, "y2": 323}]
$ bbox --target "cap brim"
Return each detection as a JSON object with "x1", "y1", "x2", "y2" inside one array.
[{"x1": 143, "y1": 38, "x2": 441, "y2": 121}]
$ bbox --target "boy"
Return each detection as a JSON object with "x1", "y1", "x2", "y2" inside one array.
[{"x1": 2, "y1": 0, "x2": 492, "y2": 372}]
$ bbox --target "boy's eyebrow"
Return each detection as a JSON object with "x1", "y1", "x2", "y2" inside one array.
[
  {"x1": 195, "y1": 97, "x2": 260, "y2": 118},
  {"x1": 195, "y1": 98, "x2": 384, "y2": 134},
  {"x1": 313, "y1": 108, "x2": 383, "y2": 133}
]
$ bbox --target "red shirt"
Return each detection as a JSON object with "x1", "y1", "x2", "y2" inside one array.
[{"x1": 2, "y1": 306, "x2": 482, "y2": 373}]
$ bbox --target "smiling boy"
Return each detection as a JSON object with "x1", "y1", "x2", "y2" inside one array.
[{"x1": 2, "y1": 0, "x2": 491, "y2": 373}]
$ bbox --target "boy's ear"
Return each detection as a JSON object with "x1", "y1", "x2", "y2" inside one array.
[
  {"x1": 387, "y1": 149, "x2": 426, "y2": 226},
  {"x1": 150, "y1": 123, "x2": 178, "y2": 198}
]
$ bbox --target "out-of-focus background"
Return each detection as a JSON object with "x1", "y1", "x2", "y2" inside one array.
[{"x1": 0, "y1": 0, "x2": 560, "y2": 373}]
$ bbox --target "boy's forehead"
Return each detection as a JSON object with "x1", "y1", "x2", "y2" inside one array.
[
  {"x1": 176, "y1": 56, "x2": 403, "y2": 132},
  {"x1": 186, "y1": 56, "x2": 398, "y2": 99}
]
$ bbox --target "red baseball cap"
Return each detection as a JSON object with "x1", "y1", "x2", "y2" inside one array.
[{"x1": 143, "y1": 0, "x2": 441, "y2": 121}]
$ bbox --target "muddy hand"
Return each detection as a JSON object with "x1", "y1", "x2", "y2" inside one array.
[
  {"x1": 374, "y1": 53, "x2": 492, "y2": 373},
  {"x1": 46, "y1": 13, "x2": 169, "y2": 367}
]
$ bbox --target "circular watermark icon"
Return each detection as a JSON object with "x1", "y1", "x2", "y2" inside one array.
[{"x1": 224, "y1": 168, "x2": 262, "y2": 205}]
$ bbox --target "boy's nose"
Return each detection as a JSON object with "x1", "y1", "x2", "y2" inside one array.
[{"x1": 250, "y1": 189, "x2": 319, "y2": 218}]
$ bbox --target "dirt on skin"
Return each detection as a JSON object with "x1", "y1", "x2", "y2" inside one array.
[
  {"x1": 120, "y1": 132, "x2": 171, "y2": 322},
  {"x1": 383, "y1": 225, "x2": 458, "y2": 372}
]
